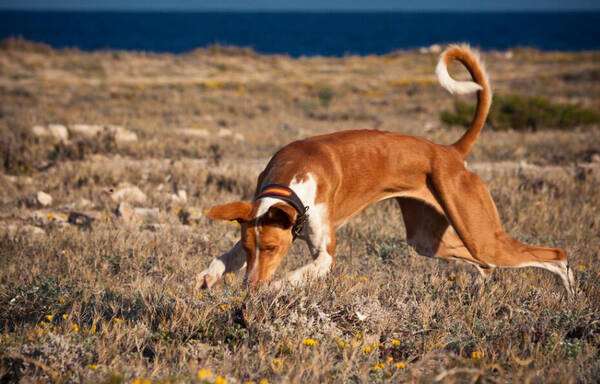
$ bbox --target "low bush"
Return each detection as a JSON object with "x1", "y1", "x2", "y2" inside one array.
[{"x1": 441, "y1": 93, "x2": 599, "y2": 131}]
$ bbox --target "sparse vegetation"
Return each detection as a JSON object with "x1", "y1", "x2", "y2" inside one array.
[
  {"x1": 441, "y1": 93, "x2": 600, "y2": 131},
  {"x1": 0, "y1": 39, "x2": 599, "y2": 383}
]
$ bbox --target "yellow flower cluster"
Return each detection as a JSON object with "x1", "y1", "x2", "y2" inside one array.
[
  {"x1": 471, "y1": 351, "x2": 484, "y2": 359},
  {"x1": 130, "y1": 379, "x2": 150, "y2": 384},
  {"x1": 302, "y1": 338, "x2": 318, "y2": 347},
  {"x1": 272, "y1": 358, "x2": 282, "y2": 371}
]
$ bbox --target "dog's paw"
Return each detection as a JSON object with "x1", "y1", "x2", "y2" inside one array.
[{"x1": 196, "y1": 270, "x2": 221, "y2": 289}]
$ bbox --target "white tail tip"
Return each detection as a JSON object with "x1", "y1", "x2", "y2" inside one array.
[{"x1": 435, "y1": 58, "x2": 483, "y2": 95}]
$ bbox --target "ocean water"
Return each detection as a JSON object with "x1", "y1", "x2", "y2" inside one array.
[{"x1": 0, "y1": 11, "x2": 599, "y2": 56}]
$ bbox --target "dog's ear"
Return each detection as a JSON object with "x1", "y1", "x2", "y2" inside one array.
[
  {"x1": 208, "y1": 201, "x2": 254, "y2": 222},
  {"x1": 267, "y1": 202, "x2": 298, "y2": 229}
]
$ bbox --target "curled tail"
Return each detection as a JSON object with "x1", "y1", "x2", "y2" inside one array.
[{"x1": 435, "y1": 44, "x2": 492, "y2": 157}]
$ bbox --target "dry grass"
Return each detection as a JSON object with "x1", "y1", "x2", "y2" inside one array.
[{"x1": 0, "y1": 39, "x2": 599, "y2": 383}]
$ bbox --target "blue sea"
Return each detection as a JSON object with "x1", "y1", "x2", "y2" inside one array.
[{"x1": 1, "y1": 11, "x2": 599, "y2": 56}]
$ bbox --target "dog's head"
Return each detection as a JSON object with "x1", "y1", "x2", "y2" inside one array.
[{"x1": 208, "y1": 200, "x2": 298, "y2": 287}]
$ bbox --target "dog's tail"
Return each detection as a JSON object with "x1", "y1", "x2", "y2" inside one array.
[{"x1": 435, "y1": 44, "x2": 492, "y2": 158}]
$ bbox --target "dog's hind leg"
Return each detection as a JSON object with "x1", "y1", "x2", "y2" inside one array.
[
  {"x1": 429, "y1": 164, "x2": 574, "y2": 294},
  {"x1": 196, "y1": 242, "x2": 247, "y2": 289},
  {"x1": 397, "y1": 197, "x2": 493, "y2": 278}
]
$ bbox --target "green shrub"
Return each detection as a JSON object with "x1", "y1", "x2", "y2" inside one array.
[{"x1": 441, "y1": 94, "x2": 599, "y2": 131}]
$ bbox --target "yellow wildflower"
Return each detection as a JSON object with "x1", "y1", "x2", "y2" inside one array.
[
  {"x1": 113, "y1": 318, "x2": 124, "y2": 324},
  {"x1": 90, "y1": 324, "x2": 97, "y2": 335},
  {"x1": 70, "y1": 322, "x2": 79, "y2": 333},
  {"x1": 303, "y1": 338, "x2": 318, "y2": 347},
  {"x1": 219, "y1": 304, "x2": 232, "y2": 311},
  {"x1": 579, "y1": 264, "x2": 586, "y2": 271},
  {"x1": 103, "y1": 214, "x2": 111, "y2": 221},
  {"x1": 45, "y1": 315, "x2": 53, "y2": 321},
  {"x1": 272, "y1": 358, "x2": 282, "y2": 371},
  {"x1": 371, "y1": 342, "x2": 379, "y2": 348},
  {"x1": 372, "y1": 362, "x2": 386, "y2": 371},
  {"x1": 258, "y1": 380, "x2": 269, "y2": 384},
  {"x1": 359, "y1": 276, "x2": 368, "y2": 283},
  {"x1": 471, "y1": 351, "x2": 484, "y2": 359},
  {"x1": 386, "y1": 371, "x2": 393, "y2": 378},
  {"x1": 391, "y1": 339, "x2": 400, "y2": 346},
  {"x1": 362, "y1": 346, "x2": 372, "y2": 354},
  {"x1": 395, "y1": 362, "x2": 406, "y2": 369},
  {"x1": 244, "y1": 382, "x2": 256, "y2": 384},
  {"x1": 130, "y1": 379, "x2": 151, "y2": 384},
  {"x1": 338, "y1": 341, "x2": 350, "y2": 348},
  {"x1": 62, "y1": 314, "x2": 68, "y2": 320},
  {"x1": 47, "y1": 213, "x2": 55, "y2": 219},
  {"x1": 198, "y1": 369, "x2": 212, "y2": 379},
  {"x1": 87, "y1": 364, "x2": 98, "y2": 370},
  {"x1": 59, "y1": 297, "x2": 66, "y2": 304},
  {"x1": 387, "y1": 356, "x2": 394, "y2": 362},
  {"x1": 355, "y1": 333, "x2": 362, "y2": 339},
  {"x1": 215, "y1": 376, "x2": 227, "y2": 384}
]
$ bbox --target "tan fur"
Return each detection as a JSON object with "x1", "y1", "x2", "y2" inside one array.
[{"x1": 200, "y1": 45, "x2": 574, "y2": 295}]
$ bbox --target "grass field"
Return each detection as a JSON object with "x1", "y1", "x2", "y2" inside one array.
[{"x1": 1, "y1": 38, "x2": 599, "y2": 383}]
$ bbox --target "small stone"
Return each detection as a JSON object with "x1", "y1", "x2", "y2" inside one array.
[
  {"x1": 110, "y1": 184, "x2": 147, "y2": 205},
  {"x1": 116, "y1": 202, "x2": 141, "y2": 226},
  {"x1": 177, "y1": 128, "x2": 209, "y2": 138},
  {"x1": 233, "y1": 133, "x2": 245, "y2": 141},
  {"x1": 428, "y1": 44, "x2": 442, "y2": 53},
  {"x1": 48, "y1": 124, "x2": 69, "y2": 143},
  {"x1": 69, "y1": 124, "x2": 103, "y2": 138},
  {"x1": 218, "y1": 128, "x2": 232, "y2": 138},
  {"x1": 133, "y1": 207, "x2": 159, "y2": 220},
  {"x1": 170, "y1": 189, "x2": 188, "y2": 205},
  {"x1": 32, "y1": 125, "x2": 48, "y2": 138},
  {"x1": 108, "y1": 125, "x2": 138, "y2": 144},
  {"x1": 591, "y1": 154, "x2": 600, "y2": 163},
  {"x1": 37, "y1": 191, "x2": 53, "y2": 206}
]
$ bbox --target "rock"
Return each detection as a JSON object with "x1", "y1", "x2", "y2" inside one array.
[
  {"x1": 110, "y1": 184, "x2": 147, "y2": 205},
  {"x1": 505, "y1": 50, "x2": 514, "y2": 59},
  {"x1": 217, "y1": 128, "x2": 232, "y2": 138},
  {"x1": 2, "y1": 224, "x2": 46, "y2": 238},
  {"x1": 23, "y1": 225, "x2": 46, "y2": 237},
  {"x1": 36, "y1": 191, "x2": 53, "y2": 206},
  {"x1": 591, "y1": 154, "x2": 600, "y2": 163},
  {"x1": 233, "y1": 133, "x2": 245, "y2": 141},
  {"x1": 177, "y1": 128, "x2": 209, "y2": 138},
  {"x1": 32, "y1": 125, "x2": 48, "y2": 138},
  {"x1": 107, "y1": 125, "x2": 138, "y2": 144},
  {"x1": 30, "y1": 211, "x2": 69, "y2": 226},
  {"x1": 133, "y1": 207, "x2": 160, "y2": 220},
  {"x1": 170, "y1": 189, "x2": 187, "y2": 205},
  {"x1": 428, "y1": 44, "x2": 442, "y2": 53},
  {"x1": 116, "y1": 202, "x2": 141, "y2": 226},
  {"x1": 67, "y1": 212, "x2": 93, "y2": 228},
  {"x1": 69, "y1": 124, "x2": 103, "y2": 138},
  {"x1": 48, "y1": 124, "x2": 69, "y2": 143}
]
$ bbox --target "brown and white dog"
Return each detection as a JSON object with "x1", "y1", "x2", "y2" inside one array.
[{"x1": 197, "y1": 44, "x2": 575, "y2": 294}]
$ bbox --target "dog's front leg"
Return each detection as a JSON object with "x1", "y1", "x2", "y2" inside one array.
[
  {"x1": 196, "y1": 242, "x2": 246, "y2": 289},
  {"x1": 271, "y1": 250, "x2": 333, "y2": 290}
]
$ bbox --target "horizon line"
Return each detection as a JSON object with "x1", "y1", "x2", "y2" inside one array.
[{"x1": 1, "y1": 8, "x2": 600, "y2": 13}]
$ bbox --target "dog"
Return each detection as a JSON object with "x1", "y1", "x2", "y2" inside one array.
[{"x1": 197, "y1": 44, "x2": 575, "y2": 295}]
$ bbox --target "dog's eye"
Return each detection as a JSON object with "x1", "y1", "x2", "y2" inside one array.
[{"x1": 261, "y1": 245, "x2": 277, "y2": 252}]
